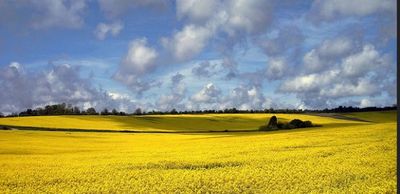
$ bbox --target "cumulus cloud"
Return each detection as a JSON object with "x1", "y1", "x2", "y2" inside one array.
[
  {"x1": 31, "y1": 0, "x2": 87, "y2": 29},
  {"x1": 1, "y1": 1, "x2": 396, "y2": 112},
  {"x1": 260, "y1": 25, "x2": 304, "y2": 57},
  {"x1": 341, "y1": 44, "x2": 389, "y2": 77},
  {"x1": 0, "y1": 62, "x2": 136, "y2": 114},
  {"x1": 309, "y1": 0, "x2": 396, "y2": 22},
  {"x1": 176, "y1": 0, "x2": 220, "y2": 23},
  {"x1": 320, "y1": 78, "x2": 379, "y2": 98},
  {"x1": 279, "y1": 43, "x2": 395, "y2": 108},
  {"x1": 303, "y1": 49, "x2": 322, "y2": 72},
  {"x1": 191, "y1": 83, "x2": 221, "y2": 103},
  {"x1": 162, "y1": 24, "x2": 213, "y2": 61},
  {"x1": 257, "y1": 25, "x2": 304, "y2": 81},
  {"x1": 279, "y1": 70, "x2": 340, "y2": 93},
  {"x1": 113, "y1": 73, "x2": 161, "y2": 96},
  {"x1": 303, "y1": 37, "x2": 354, "y2": 73},
  {"x1": 114, "y1": 0, "x2": 276, "y2": 95},
  {"x1": 360, "y1": 98, "x2": 374, "y2": 107},
  {"x1": 176, "y1": 0, "x2": 274, "y2": 35},
  {"x1": 98, "y1": 0, "x2": 168, "y2": 18},
  {"x1": 113, "y1": 38, "x2": 161, "y2": 95},
  {"x1": 266, "y1": 57, "x2": 287, "y2": 80},
  {"x1": 121, "y1": 38, "x2": 158, "y2": 73},
  {"x1": 0, "y1": 0, "x2": 87, "y2": 29},
  {"x1": 164, "y1": 0, "x2": 275, "y2": 62},
  {"x1": 222, "y1": 0, "x2": 274, "y2": 36},
  {"x1": 191, "y1": 61, "x2": 220, "y2": 78},
  {"x1": 155, "y1": 73, "x2": 187, "y2": 111},
  {"x1": 318, "y1": 37, "x2": 353, "y2": 58},
  {"x1": 94, "y1": 21, "x2": 124, "y2": 40},
  {"x1": 171, "y1": 73, "x2": 184, "y2": 87},
  {"x1": 221, "y1": 85, "x2": 271, "y2": 110}
]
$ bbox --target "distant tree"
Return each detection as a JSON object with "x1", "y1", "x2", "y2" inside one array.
[
  {"x1": 73, "y1": 106, "x2": 80, "y2": 115},
  {"x1": 134, "y1": 108, "x2": 142, "y2": 115},
  {"x1": 55, "y1": 103, "x2": 67, "y2": 115},
  {"x1": 170, "y1": 108, "x2": 178, "y2": 114},
  {"x1": 86, "y1": 107, "x2": 97, "y2": 115},
  {"x1": 35, "y1": 107, "x2": 44, "y2": 115},
  {"x1": 65, "y1": 104, "x2": 73, "y2": 114},
  {"x1": 112, "y1": 109, "x2": 118, "y2": 115},
  {"x1": 0, "y1": 112, "x2": 3, "y2": 117},
  {"x1": 101, "y1": 108, "x2": 109, "y2": 115}
]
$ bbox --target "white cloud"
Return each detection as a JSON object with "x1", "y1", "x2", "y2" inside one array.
[
  {"x1": 357, "y1": 97, "x2": 389, "y2": 108},
  {"x1": 163, "y1": 0, "x2": 275, "y2": 63},
  {"x1": 31, "y1": 0, "x2": 87, "y2": 29},
  {"x1": 303, "y1": 37, "x2": 354, "y2": 73},
  {"x1": 163, "y1": 24, "x2": 213, "y2": 61},
  {"x1": 222, "y1": 85, "x2": 270, "y2": 110},
  {"x1": 318, "y1": 37, "x2": 353, "y2": 58},
  {"x1": 266, "y1": 57, "x2": 286, "y2": 80},
  {"x1": 303, "y1": 49, "x2": 322, "y2": 72},
  {"x1": 191, "y1": 83, "x2": 221, "y2": 103},
  {"x1": 279, "y1": 42, "x2": 395, "y2": 108},
  {"x1": 113, "y1": 37, "x2": 162, "y2": 94},
  {"x1": 191, "y1": 61, "x2": 221, "y2": 78},
  {"x1": 112, "y1": 0, "x2": 275, "y2": 96},
  {"x1": 223, "y1": 0, "x2": 273, "y2": 36},
  {"x1": 279, "y1": 70, "x2": 340, "y2": 93},
  {"x1": 154, "y1": 73, "x2": 187, "y2": 111},
  {"x1": 176, "y1": 0, "x2": 274, "y2": 36},
  {"x1": 260, "y1": 25, "x2": 304, "y2": 56},
  {"x1": 98, "y1": 0, "x2": 168, "y2": 18},
  {"x1": 94, "y1": 21, "x2": 124, "y2": 40},
  {"x1": 122, "y1": 38, "x2": 158, "y2": 74},
  {"x1": 0, "y1": 62, "x2": 138, "y2": 114},
  {"x1": 108, "y1": 92, "x2": 130, "y2": 100},
  {"x1": 176, "y1": 0, "x2": 219, "y2": 23},
  {"x1": 320, "y1": 78, "x2": 379, "y2": 98},
  {"x1": 113, "y1": 72, "x2": 161, "y2": 95},
  {"x1": 341, "y1": 44, "x2": 381, "y2": 77},
  {"x1": 310, "y1": 0, "x2": 396, "y2": 21}
]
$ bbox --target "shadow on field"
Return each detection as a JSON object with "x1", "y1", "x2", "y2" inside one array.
[
  {"x1": 180, "y1": 122, "x2": 370, "y2": 140},
  {"x1": 0, "y1": 120, "x2": 368, "y2": 139},
  {"x1": 67, "y1": 115, "x2": 267, "y2": 132}
]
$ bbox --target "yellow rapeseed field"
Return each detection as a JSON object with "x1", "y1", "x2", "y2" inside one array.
[
  {"x1": 0, "y1": 111, "x2": 396, "y2": 193},
  {"x1": 0, "y1": 113, "x2": 361, "y2": 132}
]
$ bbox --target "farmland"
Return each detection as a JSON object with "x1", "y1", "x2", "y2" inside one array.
[
  {"x1": 0, "y1": 111, "x2": 396, "y2": 193},
  {"x1": 0, "y1": 113, "x2": 362, "y2": 132}
]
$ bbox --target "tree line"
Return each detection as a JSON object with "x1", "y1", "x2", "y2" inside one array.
[{"x1": 0, "y1": 103, "x2": 397, "y2": 118}]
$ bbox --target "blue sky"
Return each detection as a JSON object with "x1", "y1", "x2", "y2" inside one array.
[{"x1": 0, "y1": 0, "x2": 397, "y2": 113}]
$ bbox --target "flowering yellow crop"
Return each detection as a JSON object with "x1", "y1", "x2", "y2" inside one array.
[
  {"x1": 0, "y1": 113, "x2": 362, "y2": 132},
  {"x1": 0, "y1": 111, "x2": 396, "y2": 193}
]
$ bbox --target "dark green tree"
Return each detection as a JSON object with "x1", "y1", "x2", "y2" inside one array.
[
  {"x1": 135, "y1": 108, "x2": 142, "y2": 115},
  {"x1": 86, "y1": 107, "x2": 97, "y2": 115}
]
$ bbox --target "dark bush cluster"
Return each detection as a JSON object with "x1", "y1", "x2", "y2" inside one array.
[
  {"x1": 285, "y1": 119, "x2": 313, "y2": 129},
  {"x1": 259, "y1": 116, "x2": 317, "y2": 131}
]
